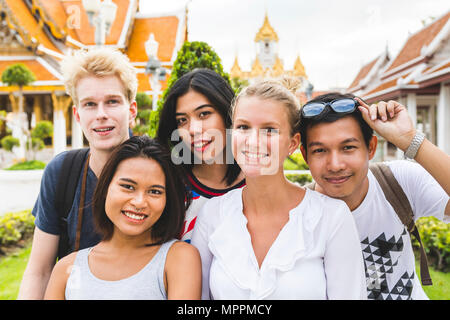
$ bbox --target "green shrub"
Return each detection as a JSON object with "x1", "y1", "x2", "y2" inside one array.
[
  {"x1": 5, "y1": 160, "x2": 46, "y2": 170},
  {"x1": 0, "y1": 110, "x2": 6, "y2": 130},
  {"x1": 132, "y1": 109, "x2": 152, "y2": 136},
  {"x1": 31, "y1": 121, "x2": 53, "y2": 140},
  {"x1": 147, "y1": 41, "x2": 230, "y2": 137},
  {"x1": 285, "y1": 173, "x2": 312, "y2": 186},
  {"x1": 1, "y1": 135, "x2": 20, "y2": 151},
  {"x1": 135, "y1": 92, "x2": 152, "y2": 109},
  {"x1": 0, "y1": 210, "x2": 35, "y2": 247},
  {"x1": 284, "y1": 152, "x2": 309, "y2": 170},
  {"x1": 413, "y1": 216, "x2": 449, "y2": 272},
  {"x1": 27, "y1": 137, "x2": 44, "y2": 151}
]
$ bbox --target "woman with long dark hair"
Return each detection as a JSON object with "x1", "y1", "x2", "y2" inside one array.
[
  {"x1": 158, "y1": 68, "x2": 245, "y2": 242},
  {"x1": 44, "y1": 136, "x2": 201, "y2": 299}
]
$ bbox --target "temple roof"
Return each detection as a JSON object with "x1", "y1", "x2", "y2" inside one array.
[
  {"x1": 2, "y1": 0, "x2": 63, "y2": 56},
  {"x1": 347, "y1": 50, "x2": 390, "y2": 93},
  {"x1": 384, "y1": 11, "x2": 450, "y2": 75},
  {"x1": 271, "y1": 56, "x2": 284, "y2": 77},
  {"x1": 233, "y1": 13, "x2": 308, "y2": 81},
  {"x1": 348, "y1": 11, "x2": 450, "y2": 102},
  {"x1": 250, "y1": 56, "x2": 264, "y2": 77},
  {"x1": 292, "y1": 55, "x2": 307, "y2": 78},
  {"x1": 127, "y1": 14, "x2": 185, "y2": 63},
  {"x1": 0, "y1": 0, "x2": 187, "y2": 95},
  {"x1": 230, "y1": 56, "x2": 242, "y2": 78},
  {"x1": 254, "y1": 13, "x2": 279, "y2": 42}
]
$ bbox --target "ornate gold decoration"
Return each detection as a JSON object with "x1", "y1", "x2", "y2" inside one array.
[
  {"x1": 271, "y1": 56, "x2": 284, "y2": 77},
  {"x1": 230, "y1": 56, "x2": 242, "y2": 78},
  {"x1": 293, "y1": 55, "x2": 307, "y2": 78},
  {"x1": 254, "y1": 13, "x2": 278, "y2": 42},
  {"x1": 250, "y1": 56, "x2": 264, "y2": 77}
]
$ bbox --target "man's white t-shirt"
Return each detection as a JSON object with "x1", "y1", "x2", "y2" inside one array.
[{"x1": 353, "y1": 160, "x2": 448, "y2": 300}]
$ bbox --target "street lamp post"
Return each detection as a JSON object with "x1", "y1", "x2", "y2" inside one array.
[
  {"x1": 145, "y1": 33, "x2": 167, "y2": 110},
  {"x1": 82, "y1": 0, "x2": 118, "y2": 45}
]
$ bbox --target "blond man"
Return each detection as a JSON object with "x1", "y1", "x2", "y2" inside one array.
[{"x1": 18, "y1": 48, "x2": 137, "y2": 299}]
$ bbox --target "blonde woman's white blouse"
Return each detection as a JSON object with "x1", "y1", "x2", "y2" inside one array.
[{"x1": 190, "y1": 187, "x2": 367, "y2": 300}]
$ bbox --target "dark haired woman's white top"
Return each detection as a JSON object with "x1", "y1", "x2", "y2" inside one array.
[
  {"x1": 191, "y1": 188, "x2": 367, "y2": 300},
  {"x1": 65, "y1": 239, "x2": 177, "y2": 300}
]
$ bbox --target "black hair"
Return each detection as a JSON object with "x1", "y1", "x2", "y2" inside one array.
[
  {"x1": 92, "y1": 135, "x2": 189, "y2": 244},
  {"x1": 157, "y1": 68, "x2": 241, "y2": 186},
  {"x1": 299, "y1": 92, "x2": 374, "y2": 156}
]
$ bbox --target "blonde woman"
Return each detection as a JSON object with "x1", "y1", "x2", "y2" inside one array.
[{"x1": 191, "y1": 78, "x2": 367, "y2": 300}]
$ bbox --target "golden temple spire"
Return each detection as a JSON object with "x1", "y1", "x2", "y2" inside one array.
[
  {"x1": 293, "y1": 54, "x2": 307, "y2": 78},
  {"x1": 230, "y1": 55, "x2": 243, "y2": 78},
  {"x1": 271, "y1": 56, "x2": 284, "y2": 77},
  {"x1": 250, "y1": 56, "x2": 264, "y2": 77},
  {"x1": 254, "y1": 12, "x2": 279, "y2": 42}
]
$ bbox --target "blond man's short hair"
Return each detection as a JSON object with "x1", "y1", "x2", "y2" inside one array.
[{"x1": 61, "y1": 47, "x2": 138, "y2": 104}]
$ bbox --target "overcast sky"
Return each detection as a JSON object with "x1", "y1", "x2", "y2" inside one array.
[{"x1": 140, "y1": 0, "x2": 450, "y2": 90}]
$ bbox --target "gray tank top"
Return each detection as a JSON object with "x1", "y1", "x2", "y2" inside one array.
[{"x1": 65, "y1": 239, "x2": 177, "y2": 300}]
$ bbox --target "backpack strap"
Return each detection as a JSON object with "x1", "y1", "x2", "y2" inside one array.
[
  {"x1": 55, "y1": 148, "x2": 90, "y2": 260},
  {"x1": 369, "y1": 162, "x2": 432, "y2": 286}
]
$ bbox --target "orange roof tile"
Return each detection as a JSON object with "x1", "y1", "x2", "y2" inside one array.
[
  {"x1": 57, "y1": 0, "x2": 135, "y2": 46},
  {"x1": 386, "y1": 12, "x2": 450, "y2": 73},
  {"x1": 0, "y1": 60, "x2": 58, "y2": 82},
  {"x1": 364, "y1": 72, "x2": 413, "y2": 96},
  {"x1": 365, "y1": 78, "x2": 398, "y2": 96},
  {"x1": 127, "y1": 16, "x2": 181, "y2": 63},
  {"x1": 37, "y1": 0, "x2": 72, "y2": 38},
  {"x1": 348, "y1": 57, "x2": 378, "y2": 90},
  {"x1": 4, "y1": 0, "x2": 62, "y2": 54}
]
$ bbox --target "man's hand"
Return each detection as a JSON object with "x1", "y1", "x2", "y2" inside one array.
[{"x1": 356, "y1": 98, "x2": 416, "y2": 151}]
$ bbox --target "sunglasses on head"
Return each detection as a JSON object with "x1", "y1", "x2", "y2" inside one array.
[{"x1": 301, "y1": 98, "x2": 361, "y2": 118}]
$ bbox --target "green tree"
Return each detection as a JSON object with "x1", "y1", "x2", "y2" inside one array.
[
  {"x1": 231, "y1": 77, "x2": 250, "y2": 94},
  {"x1": 1, "y1": 64, "x2": 36, "y2": 160},
  {"x1": 0, "y1": 110, "x2": 6, "y2": 134},
  {"x1": 29, "y1": 121, "x2": 53, "y2": 159},
  {"x1": 135, "y1": 92, "x2": 152, "y2": 109},
  {"x1": 147, "y1": 41, "x2": 231, "y2": 137},
  {"x1": 1, "y1": 64, "x2": 36, "y2": 113},
  {"x1": 31, "y1": 120, "x2": 53, "y2": 140},
  {"x1": 1, "y1": 136, "x2": 20, "y2": 152},
  {"x1": 133, "y1": 92, "x2": 152, "y2": 136}
]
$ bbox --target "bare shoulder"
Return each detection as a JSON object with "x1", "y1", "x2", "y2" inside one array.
[
  {"x1": 166, "y1": 241, "x2": 200, "y2": 263},
  {"x1": 44, "y1": 251, "x2": 78, "y2": 299},
  {"x1": 165, "y1": 241, "x2": 201, "y2": 273},
  {"x1": 52, "y1": 251, "x2": 78, "y2": 278},
  {"x1": 164, "y1": 241, "x2": 202, "y2": 299}
]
